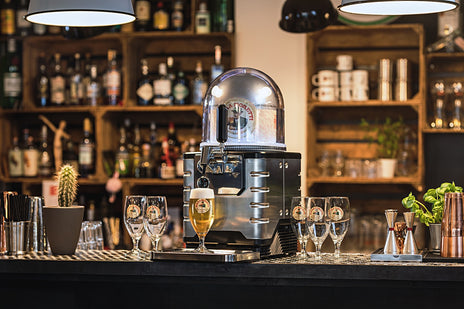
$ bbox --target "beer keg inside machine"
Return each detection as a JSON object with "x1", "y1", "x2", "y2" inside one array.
[{"x1": 183, "y1": 67, "x2": 300, "y2": 258}]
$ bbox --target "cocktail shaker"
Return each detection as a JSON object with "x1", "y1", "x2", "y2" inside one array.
[{"x1": 441, "y1": 192, "x2": 464, "y2": 257}]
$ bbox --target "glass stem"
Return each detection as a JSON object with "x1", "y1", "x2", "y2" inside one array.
[
  {"x1": 315, "y1": 243, "x2": 322, "y2": 259},
  {"x1": 132, "y1": 238, "x2": 140, "y2": 252},
  {"x1": 300, "y1": 239, "x2": 307, "y2": 256},
  {"x1": 198, "y1": 235, "x2": 206, "y2": 251},
  {"x1": 154, "y1": 238, "x2": 160, "y2": 252},
  {"x1": 334, "y1": 242, "x2": 341, "y2": 258}
]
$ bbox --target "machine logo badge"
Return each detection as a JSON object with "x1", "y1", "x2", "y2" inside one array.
[
  {"x1": 310, "y1": 207, "x2": 324, "y2": 221},
  {"x1": 146, "y1": 205, "x2": 161, "y2": 220},
  {"x1": 292, "y1": 206, "x2": 306, "y2": 221},
  {"x1": 224, "y1": 98, "x2": 256, "y2": 140},
  {"x1": 329, "y1": 207, "x2": 344, "y2": 221},
  {"x1": 127, "y1": 204, "x2": 141, "y2": 219},
  {"x1": 195, "y1": 199, "x2": 211, "y2": 214}
]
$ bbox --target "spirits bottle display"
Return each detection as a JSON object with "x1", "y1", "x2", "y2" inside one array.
[
  {"x1": 159, "y1": 137, "x2": 175, "y2": 179},
  {"x1": 166, "y1": 56, "x2": 176, "y2": 82},
  {"x1": 69, "y1": 53, "x2": 85, "y2": 105},
  {"x1": 149, "y1": 121, "x2": 159, "y2": 169},
  {"x1": 16, "y1": 0, "x2": 31, "y2": 36},
  {"x1": 195, "y1": 2, "x2": 210, "y2": 34},
  {"x1": 153, "y1": 62, "x2": 172, "y2": 105},
  {"x1": 192, "y1": 61, "x2": 207, "y2": 105},
  {"x1": 211, "y1": 0, "x2": 228, "y2": 32},
  {"x1": 79, "y1": 118, "x2": 96, "y2": 177},
  {"x1": 171, "y1": 0, "x2": 184, "y2": 31},
  {"x1": 115, "y1": 126, "x2": 130, "y2": 177},
  {"x1": 36, "y1": 52, "x2": 49, "y2": 107},
  {"x1": 38, "y1": 125, "x2": 53, "y2": 177},
  {"x1": 173, "y1": 69, "x2": 189, "y2": 105},
  {"x1": 1, "y1": 0, "x2": 16, "y2": 36},
  {"x1": 137, "y1": 143, "x2": 155, "y2": 178},
  {"x1": 3, "y1": 38, "x2": 22, "y2": 109},
  {"x1": 86, "y1": 64, "x2": 101, "y2": 106},
  {"x1": 23, "y1": 133, "x2": 39, "y2": 177},
  {"x1": 131, "y1": 125, "x2": 142, "y2": 177},
  {"x1": 450, "y1": 82, "x2": 463, "y2": 129},
  {"x1": 211, "y1": 45, "x2": 224, "y2": 81},
  {"x1": 8, "y1": 136, "x2": 23, "y2": 177},
  {"x1": 136, "y1": 58, "x2": 153, "y2": 106},
  {"x1": 153, "y1": 1, "x2": 169, "y2": 31},
  {"x1": 135, "y1": 0, "x2": 152, "y2": 31},
  {"x1": 430, "y1": 80, "x2": 446, "y2": 129},
  {"x1": 105, "y1": 49, "x2": 121, "y2": 106},
  {"x1": 50, "y1": 53, "x2": 66, "y2": 106}
]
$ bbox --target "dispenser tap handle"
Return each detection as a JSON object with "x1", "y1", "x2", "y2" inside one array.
[{"x1": 217, "y1": 105, "x2": 228, "y2": 144}]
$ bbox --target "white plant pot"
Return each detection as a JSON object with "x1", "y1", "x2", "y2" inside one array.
[{"x1": 377, "y1": 158, "x2": 397, "y2": 178}]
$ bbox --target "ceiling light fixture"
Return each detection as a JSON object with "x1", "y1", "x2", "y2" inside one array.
[
  {"x1": 25, "y1": 0, "x2": 135, "y2": 27},
  {"x1": 338, "y1": 0, "x2": 459, "y2": 15}
]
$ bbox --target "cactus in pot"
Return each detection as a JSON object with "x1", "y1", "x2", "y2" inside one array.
[{"x1": 57, "y1": 164, "x2": 78, "y2": 207}]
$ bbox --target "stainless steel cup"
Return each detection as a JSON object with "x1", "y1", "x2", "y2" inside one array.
[
  {"x1": 5, "y1": 221, "x2": 31, "y2": 255},
  {"x1": 29, "y1": 196, "x2": 47, "y2": 252}
]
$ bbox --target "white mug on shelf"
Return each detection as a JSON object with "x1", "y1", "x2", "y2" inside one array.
[
  {"x1": 352, "y1": 86, "x2": 369, "y2": 101},
  {"x1": 312, "y1": 70, "x2": 338, "y2": 87},
  {"x1": 352, "y1": 69, "x2": 369, "y2": 88},
  {"x1": 340, "y1": 86, "x2": 352, "y2": 101},
  {"x1": 312, "y1": 86, "x2": 337, "y2": 102},
  {"x1": 336, "y1": 55, "x2": 353, "y2": 71},
  {"x1": 339, "y1": 71, "x2": 353, "y2": 87}
]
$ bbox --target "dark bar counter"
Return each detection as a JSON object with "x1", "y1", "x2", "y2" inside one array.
[{"x1": 0, "y1": 250, "x2": 463, "y2": 309}]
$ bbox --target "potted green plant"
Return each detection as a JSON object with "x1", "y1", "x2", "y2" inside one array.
[
  {"x1": 402, "y1": 182, "x2": 463, "y2": 252},
  {"x1": 361, "y1": 117, "x2": 404, "y2": 178},
  {"x1": 43, "y1": 164, "x2": 84, "y2": 255}
]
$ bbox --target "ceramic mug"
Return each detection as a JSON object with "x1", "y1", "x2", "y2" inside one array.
[
  {"x1": 312, "y1": 70, "x2": 338, "y2": 86},
  {"x1": 352, "y1": 86, "x2": 369, "y2": 101},
  {"x1": 336, "y1": 54, "x2": 353, "y2": 71},
  {"x1": 340, "y1": 86, "x2": 352, "y2": 101},
  {"x1": 352, "y1": 69, "x2": 369, "y2": 88},
  {"x1": 312, "y1": 86, "x2": 337, "y2": 102},
  {"x1": 339, "y1": 71, "x2": 353, "y2": 87}
]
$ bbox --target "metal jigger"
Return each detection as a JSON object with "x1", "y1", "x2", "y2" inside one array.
[
  {"x1": 403, "y1": 212, "x2": 418, "y2": 255},
  {"x1": 384, "y1": 209, "x2": 398, "y2": 254}
]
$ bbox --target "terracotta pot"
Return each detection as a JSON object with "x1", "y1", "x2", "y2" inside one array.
[{"x1": 43, "y1": 206, "x2": 84, "y2": 255}]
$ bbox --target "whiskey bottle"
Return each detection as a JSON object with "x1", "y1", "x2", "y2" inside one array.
[
  {"x1": 153, "y1": 1, "x2": 169, "y2": 31},
  {"x1": 166, "y1": 56, "x2": 176, "y2": 82},
  {"x1": 86, "y1": 64, "x2": 101, "y2": 106},
  {"x1": 136, "y1": 143, "x2": 155, "y2": 178},
  {"x1": 211, "y1": 45, "x2": 224, "y2": 81},
  {"x1": 38, "y1": 125, "x2": 53, "y2": 177},
  {"x1": 36, "y1": 52, "x2": 49, "y2": 107},
  {"x1": 149, "y1": 121, "x2": 159, "y2": 169},
  {"x1": 105, "y1": 49, "x2": 121, "y2": 106},
  {"x1": 153, "y1": 62, "x2": 172, "y2": 105},
  {"x1": 69, "y1": 53, "x2": 84, "y2": 105},
  {"x1": 195, "y1": 2, "x2": 210, "y2": 34},
  {"x1": 23, "y1": 133, "x2": 39, "y2": 177},
  {"x1": 131, "y1": 124, "x2": 142, "y2": 177},
  {"x1": 135, "y1": 0, "x2": 152, "y2": 31},
  {"x1": 8, "y1": 136, "x2": 23, "y2": 177},
  {"x1": 115, "y1": 126, "x2": 130, "y2": 177},
  {"x1": 136, "y1": 58, "x2": 153, "y2": 106},
  {"x1": 3, "y1": 38, "x2": 22, "y2": 109},
  {"x1": 171, "y1": 0, "x2": 184, "y2": 31},
  {"x1": 191, "y1": 61, "x2": 207, "y2": 105},
  {"x1": 172, "y1": 69, "x2": 189, "y2": 105},
  {"x1": 159, "y1": 137, "x2": 175, "y2": 179},
  {"x1": 50, "y1": 53, "x2": 66, "y2": 106},
  {"x1": 78, "y1": 118, "x2": 95, "y2": 177},
  {"x1": 1, "y1": 0, "x2": 16, "y2": 36}
]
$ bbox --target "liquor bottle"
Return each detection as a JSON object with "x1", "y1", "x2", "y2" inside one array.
[
  {"x1": 38, "y1": 125, "x2": 53, "y2": 177},
  {"x1": 86, "y1": 64, "x2": 101, "y2": 106},
  {"x1": 153, "y1": 62, "x2": 172, "y2": 105},
  {"x1": 36, "y1": 52, "x2": 49, "y2": 107},
  {"x1": 1, "y1": 0, "x2": 16, "y2": 36},
  {"x1": 131, "y1": 124, "x2": 142, "y2": 177},
  {"x1": 23, "y1": 133, "x2": 39, "y2": 177},
  {"x1": 50, "y1": 53, "x2": 66, "y2": 106},
  {"x1": 166, "y1": 56, "x2": 176, "y2": 82},
  {"x1": 172, "y1": 69, "x2": 189, "y2": 105},
  {"x1": 195, "y1": 2, "x2": 210, "y2": 34},
  {"x1": 124, "y1": 118, "x2": 134, "y2": 158},
  {"x1": 136, "y1": 143, "x2": 154, "y2": 178},
  {"x1": 167, "y1": 122, "x2": 180, "y2": 177},
  {"x1": 32, "y1": 23, "x2": 47, "y2": 36},
  {"x1": 191, "y1": 61, "x2": 207, "y2": 105},
  {"x1": 135, "y1": 0, "x2": 152, "y2": 31},
  {"x1": 8, "y1": 136, "x2": 23, "y2": 177},
  {"x1": 115, "y1": 126, "x2": 130, "y2": 177},
  {"x1": 105, "y1": 49, "x2": 122, "y2": 106},
  {"x1": 159, "y1": 137, "x2": 175, "y2": 179},
  {"x1": 211, "y1": 45, "x2": 224, "y2": 81},
  {"x1": 78, "y1": 118, "x2": 95, "y2": 177},
  {"x1": 69, "y1": 53, "x2": 85, "y2": 105},
  {"x1": 211, "y1": 0, "x2": 228, "y2": 32},
  {"x1": 16, "y1": 0, "x2": 31, "y2": 36},
  {"x1": 62, "y1": 139, "x2": 79, "y2": 172},
  {"x1": 171, "y1": 0, "x2": 184, "y2": 31},
  {"x1": 3, "y1": 38, "x2": 22, "y2": 109},
  {"x1": 153, "y1": 1, "x2": 169, "y2": 31},
  {"x1": 136, "y1": 58, "x2": 153, "y2": 106}
]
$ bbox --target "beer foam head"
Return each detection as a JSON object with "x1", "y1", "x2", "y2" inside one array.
[{"x1": 190, "y1": 188, "x2": 214, "y2": 199}]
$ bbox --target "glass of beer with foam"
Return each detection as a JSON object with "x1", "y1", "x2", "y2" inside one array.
[{"x1": 189, "y1": 188, "x2": 215, "y2": 253}]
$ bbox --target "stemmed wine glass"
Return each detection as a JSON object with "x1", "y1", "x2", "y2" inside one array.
[
  {"x1": 143, "y1": 196, "x2": 168, "y2": 253},
  {"x1": 307, "y1": 197, "x2": 329, "y2": 260},
  {"x1": 189, "y1": 188, "x2": 215, "y2": 253},
  {"x1": 290, "y1": 196, "x2": 310, "y2": 258},
  {"x1": 123, "y1": 195, "x2": 146, "y2": 258},
  {"x1": 327, "y1": 196, "x2": 350, "y2": 259}
]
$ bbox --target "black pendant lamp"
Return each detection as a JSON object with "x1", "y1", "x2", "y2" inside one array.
[
  {"x1": 279, "y1": 0, "x2": 338, "y2": 33},
  {"x1": 338, "y1": 0, "x2": 459, "y2": 15}
]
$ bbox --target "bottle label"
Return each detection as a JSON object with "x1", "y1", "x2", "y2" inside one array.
[
  {"x1": 154, "y1": 11, "x2": 169, "y2": 30},
  {"x1": 146, "y1": 205, "x2": 161, "y2": 220},
  {"x1": 172, "y1": 11, "x2": 183, "y2": 29},
  {"x1": 51, "y1": 76, "x2": 66, "y2": 104},
  {"x1": 194, "y1": 199, "x2": 211, "y2": 214},
  {"x1": 1, "y1": 9, "x2": 15, "y2": 35},
  {"x1": 23, "y1": 149, "x2": 39, "y2": 176},
  {"x1": 79, "y1": 144, "x2": 94, "y2": 166},
  {"x1": 3, "y1": 72, "x2": 21, "y2": 96},
  {"x1": 196, "y1": 14, "x2": 210, "y2": 34},
  {"x1": 211, "y1": 66, "x2": 224, "y2": 81},
  {"x1": 137, "y1": 83, "x2": 154, "y2": 101},
  {"x1": 86, "y1": 82, "x2": 100, "y2": 104},
  {"x1": 8, "y1": 149, "x2": 23, "y2": 177},
  {"x1": 107, "y1": 70, "x2": 121, "y2": 96},
  {"x1": 154, "y1": 79, "x2": 171, "y2": 96},
  {"x1": 136, "y1": 1, "x2": 151, "y2": 21},
  {"x1": 39, "y1": 76, "x2": 49, "y2": 97},
  {"x1": 292, "y1": 206, "x2": 306, "y2": 221},
  {"x1": 70, "y1": 81, "x2": 85, "y2": 102},
  {"x1": 38, "y1": 151, "x2": 52, "y2": 176},
  {"x1": 173, "y1": 83, "x2": 188, "y2": 101}
]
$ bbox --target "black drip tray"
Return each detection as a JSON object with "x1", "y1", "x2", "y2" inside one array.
[{"x1": 423, "y1": 250, "x2": 464, "y2": 263}]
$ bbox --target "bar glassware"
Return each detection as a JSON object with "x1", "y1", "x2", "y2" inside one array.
[
  {"x1": 290, "y1": 196, "x2": 310, "y2": 258},
  {"x1": 307, "y1": 197, "x2": 329, "y2": 260},
  {"x1": 143, "y1": 196, "x2": 168, "y2": 253},
  {"x1": 123, "y1": 195, "x2": 146, "y2": 258},
  {"x1": 189, "y1": 188, "x2": 215, "y2": 253},
  {"x1": 327, "y1": 196, "x2": 350, "y2": 258}
]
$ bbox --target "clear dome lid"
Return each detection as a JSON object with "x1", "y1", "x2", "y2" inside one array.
[{"x1": 200, "y1": 67, "x2": 286, "y2": 151}]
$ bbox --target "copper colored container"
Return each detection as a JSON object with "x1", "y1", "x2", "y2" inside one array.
[{"x1": 441, "y1": 192, "x2": 464, "y2": 257}]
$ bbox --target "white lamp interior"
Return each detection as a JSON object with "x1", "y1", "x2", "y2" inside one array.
[{"x1": 339, "y1": 0, "x2": 458, "y2": 15}]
